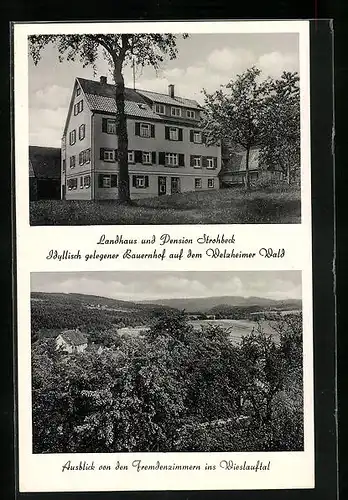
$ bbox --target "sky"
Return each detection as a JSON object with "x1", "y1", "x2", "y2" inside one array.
[
  {"x1": 28, "y1": 33, "x2": 299, "y2": 147},
  {"x1": 31, "y1": 271, "x2": 302, "y2": 302}
]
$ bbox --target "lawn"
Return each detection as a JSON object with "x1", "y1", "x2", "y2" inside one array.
[{"x1": 30, "y1": 186, "x2": 301, "y2": 225}]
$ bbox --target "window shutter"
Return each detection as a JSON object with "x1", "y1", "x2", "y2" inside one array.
[
  {"x1": 100, "y1": 148, "x2": 105, "y2": 160},
  {"x1": 111, "y1": 175, "x2": 118, "y2": 187},
  {"x1": 190, "y1": 155, "x2": 194, "y2": 167},
  {"x1": 151, "y1": 124, "x2": 155, "y2": 138},
  {"x1": 202, "y1": 156, "x2": 207, "y2": 168},
  {"x1": 214, "y1": 157, "x2": 218, "y2": 169},
  {"x1": 114, "y1": 149, "x2": 118, "y2": 161},
  {"x1": 102, "y1": 118, "x2": 107, "y2": 133},
  {"x1": 135, "y1": 123, "x2": 140, "y2": 136},
  {"x1": 159, "y1": 152, "x2": 165, "y2": 165},
  {"x1": 190, "y1": 130, "x2": 194, "y2": 142},
  {"x1": 179, "y1": 154, "x2": 185, "y2": 167},
  {"x1": 135, "y1": 150, "x2": 142, "y2": 163},
  {"x1": 165, "y1": 127, "x2": 169, "y2": 140},
  {"x1": 98, "y1": 175, "x2": 103, "y2": 188},
  {"x1": 132, "y1": 175, "x2": 137, "y2": 187},
  {"x1": 145, "y1": 176, "x2": 149, "y2": 188},
  {"x1": 152, "y1": 151, "x2": 157, "y2": 164},
  {"x1": 202, "y1": 132, "x2": 207, "y2": 144},
  {"x1": 178, "y1": 128, "x2": 183, "y2": 141}
]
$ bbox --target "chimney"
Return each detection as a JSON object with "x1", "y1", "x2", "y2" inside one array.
[
  {"x1": 100, "y1": 76, "x2": 107, "y2": 84},
  {"x1": 168, "y1": 84, "x2": 174, "y2": 98}
]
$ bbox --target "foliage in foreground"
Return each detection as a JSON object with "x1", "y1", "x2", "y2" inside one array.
[{"x1": 32, "y1": 311, "x2": 303, "y2": 453}]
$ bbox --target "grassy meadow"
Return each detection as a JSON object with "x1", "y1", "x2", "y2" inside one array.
[{"x1": 30, "y1": 186, "x2": 301, "y2": 226}]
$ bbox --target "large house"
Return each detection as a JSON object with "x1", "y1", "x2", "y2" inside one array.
[
  {"x1": 61, "y1": 77, "x2": 221, "y2": 200},
  {"x1": 29, "y1": 145, "x2": 61, "y2": 201},
  {"x1": 55, "y1": 329, "x2": 88, "y2": 354}
]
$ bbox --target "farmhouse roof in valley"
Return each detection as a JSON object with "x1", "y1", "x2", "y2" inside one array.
[
  {"x1": 59, "y1": 329, "x2": 87, "y2": 346},
  {"x1": 29, "y1": 146, "x2": 61, "y2": 179}
]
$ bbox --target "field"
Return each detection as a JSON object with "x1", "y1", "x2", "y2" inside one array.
[
  {"x1": 30, "y1": 186, "x2": 301, "y2": 225},
  {"x1": 117, "y1": 319, "x2": 279, "y2": 344}
]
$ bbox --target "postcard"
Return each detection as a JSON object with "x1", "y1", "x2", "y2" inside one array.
[{"x1": 13, "y1": 20, "x2": 316, "y2": 493}]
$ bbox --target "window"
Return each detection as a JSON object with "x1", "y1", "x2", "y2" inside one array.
[
  {"x1": 102, "y1": 118, "x2": 117, "y2": 134},
  {"x1": 171, "y1": 106, "x2": 182, "y2": 117},
  {"x1": 192, "y1": 156, "x2": 201, "y2": 168},
  {"x1": 155, "y1": 103, "x2": 165, "y2": 114},
  {"x1": 135, "y1": 122, "x2": 155, "y2": 138},
  {"x1": 193, "y1": 131, "x2": 202, "y2": 144},
  {"x1": 80, "y1": 176, "x2": 84, "y2": 188},
  {"x1": 85, "y1": 149, "x2": 91, "y2": 163},
  {"x1": 128, "y1": 151, "x2": 135, "y2": 163},
  {"x1": 102, "y1": 149, "x2": 116, "y2": 162},
  {"x1": 98, "y1": 174, "x2": 117, "y2": 188},
  {"x1": 79, "y1": 124, "x2": 85, "y2": 140},
  {"x1": 76, "y1": 86, "x2": 81, "y2": 97},
  {"x1": 165, "y1": 126, "x2": 182, "y2": 141},
  {"x1": 187, "y1": 109, "x2": 195, "y2": 119},
  {"x1": 69, "y1": 156, "x2": 76, "y2": 168},
  {"x1": 140, "y1": 123, "x2": 151, "y2": 137},
  {"x1": 84, "y1": 175, "x2": 91, "y2": 188},
  {"x1": 165, "y1": 153, "x2": 178, "y2": 167},
  {"x1": 142, "y1": 152, "x2": 152, "y2": 164},
  {"x1": 67, "y1": 178, "x2": 78, "y2": 190},
  {"x1": 69, "y1": 130, "x2": 76, "y2": 145},
  {"x1": 206, "y1": 157, "x2": 215, "y2": 169},
  {"x1": 195, "y1": 178, "x2": 202, "y2": 189},
  {"x1": 169, "y1": 128, "x2": 179, "y2": 141},
  {"x1": 73, "y1": 100, "x2": 83, "y2": 115},
  {"x1": 208, "y1": 178, "x2": 215, "y2": 188},
  {"x1": 132, "y1": 175, "x2": 149, "y2": 189},
  {"x1": 79, "y1": 152, "x2": 84, "y2": 165}
]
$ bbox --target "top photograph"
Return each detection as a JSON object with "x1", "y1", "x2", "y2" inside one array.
[{"x1": 26, "y1": 27, "x2": 306, "y2": 225}]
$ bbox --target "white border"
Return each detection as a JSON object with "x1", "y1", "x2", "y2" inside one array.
[{"x1": 14, "y1": 20, "x2": 313, "y2": 492}]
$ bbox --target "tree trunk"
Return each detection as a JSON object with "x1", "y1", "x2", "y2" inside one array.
[
  {"x1": 114, "y1": 62, "x2": 131, "y2": 204},
  {"x1": 244, "y1": 146, "x2": 251, "y2": 190},
  {"x1": 286, "y1": 162, "x2": 291, "y2": 185}
]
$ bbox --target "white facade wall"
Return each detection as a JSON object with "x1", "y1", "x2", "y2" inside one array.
[
  {"x1": 62, "y1": 83, "x2": 93, "y2": 200},
  {"x1": 92, "y1": 114, "x2": 221, "y2": 200}
]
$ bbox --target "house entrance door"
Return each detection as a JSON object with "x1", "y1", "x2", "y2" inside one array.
[
  {"x1": 158, "y1": 176, "x2": 167, "y2": 196},
  {"x1": 171, "y1": 177, "x2": 181, "y2": 194}
]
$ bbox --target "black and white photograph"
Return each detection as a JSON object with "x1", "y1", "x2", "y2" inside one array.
[
  {"x1": 31, "y1": 270, "x2": 303, "y2": 454},
  {"x1": 27, "y1": 29, "x2": 303, "y2": 226}
]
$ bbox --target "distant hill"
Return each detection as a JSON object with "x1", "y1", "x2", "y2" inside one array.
[
  {"x1": 138, "y1": 296, "x2": 302, "y2": 313},
  {"x1": 31, "y1": 291, "x2": 174, "y2": 312}
]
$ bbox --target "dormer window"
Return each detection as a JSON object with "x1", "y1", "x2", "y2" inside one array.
[
  {"x1": 155, "y1": 103, "x2": 165, "y2": 115},
  {"x1": 138, "y1": 103, "x2": 147, "y2": 110},
  {"x1": 171, "y1": 106, "x2": 181, "y2": 117},
  {"x1": 187, "y1": 109, "x2": 195, "y2": 119}
]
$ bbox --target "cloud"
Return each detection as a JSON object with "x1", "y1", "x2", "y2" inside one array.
[
  {"x1": 207, "y1": 47, "x2": 255, "y2": 73},
  {"x1": 32, "y1": 84, "x2": 71, "y2": 110},
  {"x1": 257, "y1": 51, "x2": 298, "y2": 78}
]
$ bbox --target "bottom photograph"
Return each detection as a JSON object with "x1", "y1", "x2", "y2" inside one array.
[{"x1": 30, "y1": 270, "x2": 303, "y2": 454}]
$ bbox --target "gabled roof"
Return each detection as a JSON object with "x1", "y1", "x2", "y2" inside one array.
[
  {"x1": 222, "y1": 146, "x2": 260, "y2": 173},
  {"x1": 136, "y1": 89, "x2": 201, "y2": 110},
  {"x1": 29, "y1": 146, "x2": 61, "y2": 179},
  {"x1": 77, "y1": 77, "x2": 201, "y2": 116},
  {"x1": 59, "y1": 329, "x2": 87, "y2": 346},
  {"x1": 85, "y1": 94, "x2": 161, "y2": 120}
]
